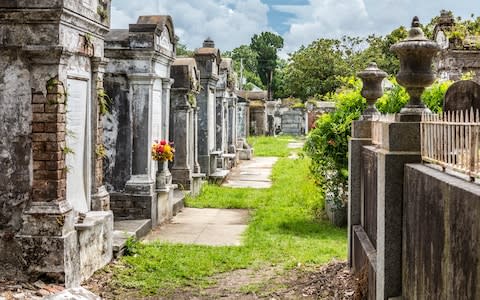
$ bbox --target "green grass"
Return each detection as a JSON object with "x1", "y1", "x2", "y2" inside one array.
[
  {"x1": 110, "y1": 138, "x2": 347, "y2": 296},
  {"x1": 247, "y1": 135, "x2": 296, "y2": 157}
]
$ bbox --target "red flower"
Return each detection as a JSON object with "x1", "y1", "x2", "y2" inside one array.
[{"x1": 160, "y1": 140, "x2": 167, "y2": 145}]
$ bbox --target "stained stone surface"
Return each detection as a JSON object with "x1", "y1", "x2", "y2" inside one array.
[{"x1": 144, "y1": 208, "x2": 248, "y2": 246}]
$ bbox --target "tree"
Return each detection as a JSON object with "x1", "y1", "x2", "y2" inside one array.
[
  {"x1": 176, "y1": 43, "x2": 194, "y2": 57},
  {"x1": 283, "y1": 38, "x2": 350, "y2": 100},
  {"x1": 228, "y1": 45, "x2": 264, "y2": 90},
  {"x1": 358, "y1": 26, "x2": 408, "y2": 75},
  {"x1": 250, "y1": 32, "x2": 284, "y2": 100}
]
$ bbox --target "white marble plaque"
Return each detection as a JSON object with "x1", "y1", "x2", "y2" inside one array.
[{"x1": 66, "y1": 78, "x2": 91, "y2": 213}]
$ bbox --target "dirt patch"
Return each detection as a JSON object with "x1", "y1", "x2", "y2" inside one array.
[{"x1": 85, "y1": 260, "x2": 363, "y2": 299}]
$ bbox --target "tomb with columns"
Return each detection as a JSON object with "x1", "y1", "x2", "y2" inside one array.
[
  {"x1": 216, "y1": 58, "x2": 239, "y2": 169},
  {"x1": 169, "y1": 58, "x2": 205, "y2": 197},
  {"x1": 194, "y1": 38, "x2": 230, "y2": 182},
  {"x1": 102, "y1": 15, "x2": 177, "y2": 235},
  {"x1": 0, "y1": 0, "x2": 113, "y2": 287}
]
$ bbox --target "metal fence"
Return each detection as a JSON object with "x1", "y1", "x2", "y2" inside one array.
[{"x1": 421, "y1": 109, "x2": 480, "y2": 181}]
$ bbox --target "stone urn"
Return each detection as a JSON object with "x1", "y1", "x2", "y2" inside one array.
[
  {"x1": 156, "y1": 160, "x2": 172, "y2": 190},
  {"x1": 357, "y1": 62, "x2": 387, "y2": 119},
  {"x1": 390, "y1": 16, "x2": 440, "y2": 116}
]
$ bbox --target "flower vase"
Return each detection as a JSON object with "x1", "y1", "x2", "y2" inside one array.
[{"x1": 156, "y1": 160, "x2": 172, "y2": 190}]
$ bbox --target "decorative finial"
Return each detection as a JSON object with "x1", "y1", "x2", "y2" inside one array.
[{"x1": 412, "y1": 16, "x2": 420, "y2": 28}]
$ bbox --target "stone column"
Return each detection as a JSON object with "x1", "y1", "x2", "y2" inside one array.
[
  {"x1": 170, "y1": 91, "x2": 193, "y2": 188},
  {"x1": 124, "y1": 73, "x2": 157, "y2": 195},
  {"x1": 197, "y1": 82, "x2": 217, "y2": 176},
  {"x1": 376, "y1": 120, "x2": 422, "y2": 299},
  {"x1": 162, "y1": 78, "x2": 174, "y2": 142},
  {"x1": 193, "y1": 107, "x2": 201, "y2": 173},
  {"x1": 348, "y1": 120, "x2": 372, "y2": 268},
  {"x1": 91, "y1": 58, "x2": 110, "y2": 211},
  {"x1": 227, "y1": 98, "x2": 233, "y2": 151},
  {"x1": 215, "y1": 95, "x2": 224, "y2": 152}
]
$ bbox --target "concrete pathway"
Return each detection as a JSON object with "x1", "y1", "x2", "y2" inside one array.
[
  {"x1": 144, "y1": 155, "x2": 282, "y2": 246},
  {"x1": 144, "y1": 208, "x2": 249, "y2": 246},
  {"x1": 287, "y1": 141, "x2": 304, "y2": 149},
  {"x1": 223, "y1": 156, "x2": 278, "y2": 189}
]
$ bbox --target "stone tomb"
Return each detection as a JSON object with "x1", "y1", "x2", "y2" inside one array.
[
  {"x1": 443, "y1": 80, "x2": 480, "y2": 112},
  {"x1": 216, "y1": 58, "x2": 239, "y2": 169},
  {"x1": 103, "y1": 16, "x2": 176, "y2": 227},
  {"x1": 238, "y1": 90, "x2": 268, "y2": 136},
  {"x1": 0, "y1": 0, "x2": 113, "y2": 287},
  {"x1": 281, "y1": 107, "x2": 306, "y2": 136},
  {"x1": 194, "y1": 39, "x2": 226, "y2": 179},
  {"x1": 169, "y1": 58, "x2": 205, "y2": 196},
  {"x1": 236, "y1": 94, "x2": 253, "y2": 160}
]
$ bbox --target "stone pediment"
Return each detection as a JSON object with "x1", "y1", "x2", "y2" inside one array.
[{"x1": 125, "y1": 15, "x2": 176, "y2": 54}]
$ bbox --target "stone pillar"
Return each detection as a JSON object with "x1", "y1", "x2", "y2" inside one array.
[
  {"x1": 375, "y1": 120, "x2": 422, "y2": 299},
  {"x1": 91, "y1": 58, "x2": 110, "y2": 211},
  {"x1": 162, "y1": 78, "x2": 174, "y2": 142},
  {"x1": 215, "y1": 95, "x2": 224, "y2": 152},
  {"x1": 124, "y1": 74, "x2": 157, "y2": 195},
  {"x1": 348, "y1": 120, "x2": 372, "y2": 268},
  {"x1": 193, "y1": 107, "x2": 202, "y2": 173},
  {"x1": 170, "y1": 90, "x2": 193, "y2": 188},
  {"x1": 227, "y1": 97, "x2": 237, "y2": 153}
]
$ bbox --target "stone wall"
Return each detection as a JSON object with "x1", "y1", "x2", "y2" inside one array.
[
  {"x1": 0, "y1": 51, "x2": 33, "y2": 281},
  {"x1": 404, "y1": 164, "x2": 480, "y2": 299}
]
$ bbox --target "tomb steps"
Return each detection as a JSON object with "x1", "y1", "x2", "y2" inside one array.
[
  {"x1": 209, "y1": 169, "x2": 229, "y2": 185},
  {"x1": 112, "y1": 219, "x2": 152, "y2": 257}
]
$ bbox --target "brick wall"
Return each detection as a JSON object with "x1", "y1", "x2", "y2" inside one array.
[{"x1": 31, "y1": 79, "x2": 67, "y2": 203}]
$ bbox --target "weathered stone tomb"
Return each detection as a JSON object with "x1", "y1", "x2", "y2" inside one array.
[
  {"x1": 0, "y1": 0, "x2": 113, "y2": 287},
  {"x1": 236, "y1": 92, "x2": 253, "y2": 160},
  {"x1": 102, "y1": 15, "x2": 176, "y2": 227},
  {"x1": 194, "y1": 38, "x2": 226, "y2": 178},
  {"x1": 169, "y1": 58, "x2": 205, "y2": 196},
  {"x1": 216, "y1": 58, "x2": 239, "y2": 169}
]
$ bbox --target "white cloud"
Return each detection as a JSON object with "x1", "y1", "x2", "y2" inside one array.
[
  {"x1": 274, "y1": 0, "x2": 480, "y2": 56},
  {"x1": 110, "y1": 0, "x2": 272, "y2": 51}
]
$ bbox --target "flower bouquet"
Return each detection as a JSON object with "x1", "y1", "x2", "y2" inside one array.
[
  {"x1": 152, "y1": 140, "x2": 175, "y2": 161},
  {"x1": 153, "y1": 140, "x2": 174, "y2": 189}
]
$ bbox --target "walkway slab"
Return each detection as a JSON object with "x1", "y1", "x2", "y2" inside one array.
[
  {"x1": 223, "y1": 156, "x2": 278, "y2": 188},
  {"x1": 144, "y1": 208, "x2": 249, "y2": 246}
]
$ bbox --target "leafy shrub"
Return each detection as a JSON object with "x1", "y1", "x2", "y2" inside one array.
[
  {"x1": 421, "y1": 80, "x2": 452, "y2": 113},
  {"x1": 376, "y1": 78, "x2": 409, "y2": 114},
  {"x1": 304, "y1": 77, "x2": 365, "y2": 209},
  {"x1": 376, "y1": 77, "x2": 451, "y2": 114}
]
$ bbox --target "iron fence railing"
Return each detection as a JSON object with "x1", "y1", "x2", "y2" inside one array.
[{"x1": 421, "y1": 109, "x2": 480, "y2": 181}]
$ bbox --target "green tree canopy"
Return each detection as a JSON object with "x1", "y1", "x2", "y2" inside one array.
[
  {"x1": 283, "y1": 38, "x2": 350, "y2": 100},
  {"x1": 250, "y1": 32, "x2": 284, "y2": 99},
  {"x1": 228, "y1": 45, "x2": 264, "y2": 90},
  {"x1": 176, "y1": 43, "x2": 194, "y2": 57}
]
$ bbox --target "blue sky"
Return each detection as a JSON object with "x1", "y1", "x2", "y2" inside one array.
[{"x1": 110, "y1": 0, "x2": 479, "y2": 55}]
